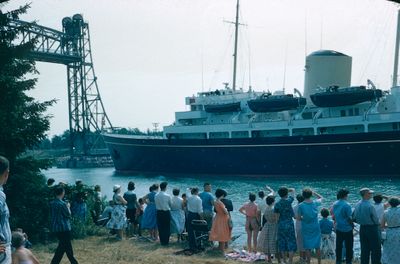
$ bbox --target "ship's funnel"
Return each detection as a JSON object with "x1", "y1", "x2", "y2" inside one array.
[{"x1": 303, "y1": 50, "x2": 352, "y2": 105}]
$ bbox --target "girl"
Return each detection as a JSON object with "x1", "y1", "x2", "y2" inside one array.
[
  {"x1": 319, "y1": 208, "x2": 335, "y2": 260},
  {"x1": 239, "y1": 193, "x2": 261, "y2": 253}
]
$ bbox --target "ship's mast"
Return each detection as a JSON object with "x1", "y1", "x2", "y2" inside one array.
[
  {"x1": 393, "y1": 9, "x2": 400, "y2": 87},
  {"x1": 232, "y1": 0, "x2": 240, "y2": 91}
]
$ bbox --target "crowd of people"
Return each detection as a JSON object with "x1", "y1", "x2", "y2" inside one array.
[
  {"x1": 0, "y1": 155, "x2": 400, "y2": 264},
  {"x1": 99, "y1": 180, "x2": 399, "y2": 264}
]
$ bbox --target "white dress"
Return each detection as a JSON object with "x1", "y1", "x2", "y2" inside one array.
[
  {"x1": 382, "y1": 207, "x2": 400, "y2": 264},
  {"x1": 170, "y1": 196, "x2": 185, "y2": 234}
]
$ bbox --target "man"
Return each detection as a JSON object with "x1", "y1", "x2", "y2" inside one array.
[
  {"x1": 0, "y1": 156, "x2": 11, "y2": 264},
  {"x1": 50, "y1": 185, "x2": 78, "y2": 264},
  {"x1": 332, "y1": 188, "x2": 354, "y2": 264},
  {"x1": 352, "y1": 188, "x2": 381, "y2": 264},
  {"x1": 187, "y1": 187, "x2": 203, "y2": 250},
  {"x1": 154, "y1": 181, "x2": 172, "y2": 245},
  {"x1": 199, "y1": 183, "x2": 214, "y2": 230}
]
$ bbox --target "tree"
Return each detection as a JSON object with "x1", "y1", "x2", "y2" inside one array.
[{"x1": 0, "y1": 0, "x2": 54, "y2": 240}]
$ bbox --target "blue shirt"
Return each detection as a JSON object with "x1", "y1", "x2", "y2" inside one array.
[
  {"x1": 332, "y1": 199, "x2": 353, "y2": 232},
  {"x1": 123, "y1": 191, "x2": 138, "y2": 210},
  {"x1": 0, "y1": 187, "x2": 11, "y2": 244},
  {"x1": 319, "y1": 218, "x2": 334, "y2": 234},
  {"x1": 50, "y1": 198, "x2": 71, "y2": 232},
  {"x1": 353, "y1": 199, "x2": 379, "y2": 226},
  {"x1": 199, "y1": 191, "x2": 214, "y2": 213}
]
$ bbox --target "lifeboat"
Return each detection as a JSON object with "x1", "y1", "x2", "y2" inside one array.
[
  {"x1": 204, "y1": 102, "x2": 241, "y2": 113},
  {"x1": 247, "y1": 93, "x2": 307, "y2": 113},
  {"x1": 310, "y1": 86, "x2": 383, "y2": 107}
]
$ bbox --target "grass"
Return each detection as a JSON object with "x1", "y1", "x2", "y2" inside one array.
[{"x1": 32, "y1": 235, "x2": 346, "y2": 264}]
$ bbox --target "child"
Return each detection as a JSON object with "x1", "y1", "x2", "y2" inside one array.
[
  {"x1": 319, "y1": 208, "x2": 336, "y2": 260},
  {"x1": 11, "y1": 231, "x2": 39, "y2": 264},
  {"x1": 15, "y1": 228, "x2": 32, "y2": 249},
  {"x1": 239, "y1": 193, "x2": 261, "y2": 253},
  {"x1": 135, "y1": 198, "x2": 145, "y2": 236}
]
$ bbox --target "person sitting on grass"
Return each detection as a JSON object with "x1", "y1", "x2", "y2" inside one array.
[{"x1": 11, "y1": 231, "x2": 39, "y2": 264}]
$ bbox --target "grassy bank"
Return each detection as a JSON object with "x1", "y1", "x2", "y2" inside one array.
[{"x1": 32, "y1": 235, "x2": 344, "y2": 264}]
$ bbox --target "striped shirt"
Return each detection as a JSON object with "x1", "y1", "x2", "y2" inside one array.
[
  {"x1": 0, "y1": 187, "x2": 11, "y2": 244},
  {"x1": 50, "y1": 198, "x2": 71, "y2": 232}
]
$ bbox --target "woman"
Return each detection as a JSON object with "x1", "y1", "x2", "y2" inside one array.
[
  {"x1": 293, "y1": 194, "x2": 305, "y2": 262},
  {"x1": 297, "y1": 188, "x2": 323, "y2": 264},
  {"x1": 210, "y1": 188, "x2": 231, "y2": 251},
  {"x1": 274, "y1": 187, "x2": 296, "y2": 264},
  {"x1": 106, "y1": 185, "x2": 127, "y2": 240},
  {"x1": 239, "y1": 193, "x2": 261, "y2": 253},
  {"x1": 141, "y1": 184, "x2": 159, "y2": 241},
  {"x1": 170, "y1": 188, "x2": 185, "y2": 241},
  {"x1": 257, "y1": 195, "x2": 279, "y2": 263},
  {"x1": 381, "y1": 197, "x2": 400, "y2": 264}
]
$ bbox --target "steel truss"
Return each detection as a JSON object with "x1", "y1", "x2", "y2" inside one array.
[{"x1": 9, "y1": 15, "x2": 113, "y2": 156}]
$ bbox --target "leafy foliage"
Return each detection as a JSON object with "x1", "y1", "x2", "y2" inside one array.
[{"x1": 0, "y1": 1, "x2": 55, "y2": 241}]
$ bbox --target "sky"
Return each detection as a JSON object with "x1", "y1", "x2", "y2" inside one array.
[{"x1": 5, "y1": 0, "x2": 400, "y2": 136}]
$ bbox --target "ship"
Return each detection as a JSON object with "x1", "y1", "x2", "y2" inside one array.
[{"x1": 103, "y1": 1, "x2": 400, "y2": 177}]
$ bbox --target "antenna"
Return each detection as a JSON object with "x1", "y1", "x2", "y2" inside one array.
[
  {"x1": 282, "y1": 42, "x2": 288, "y2": 92},
  {"x1": 320, "y1": 15, "x2": 324, "y2": 49},
  {"x1": 304, "y1": 10, "x2": 308, "y2": 57},
  {"x1": 152, "y1": 122, "x2": 159, "y2": 134}
]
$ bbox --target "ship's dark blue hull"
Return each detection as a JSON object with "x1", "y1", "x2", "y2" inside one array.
[{"x1": 103, "y1": 131, "x2": 400, "y2": 177}]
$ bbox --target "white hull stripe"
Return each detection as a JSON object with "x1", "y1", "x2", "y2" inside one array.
[{"x1": 103, "y1": 138, "x2": 400, "y2": 148}]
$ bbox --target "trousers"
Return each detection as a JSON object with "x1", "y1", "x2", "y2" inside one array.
[
  {"x1": 156, "y1": 210, "x2": 171, "y2": 245},
  {"x1": 51, "y1": 231, "x2": 78, "y2": 264}
]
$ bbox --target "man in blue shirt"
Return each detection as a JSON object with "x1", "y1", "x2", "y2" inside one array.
[
  {"x1": 0, "y1": 156, "x2": 11, "y2": 264},
  {"x1": 332, "y1": 188, "x2": 353, "y2": 264},
  {"x1": 50, "y1": 186, "x2": 79, "y2": 264},
  {"x1": 199, "y1": 183, "x2": 214, "y2": 230},
  {"x1": 353, "y1": 188, "x2": 380, "y2": 264}
]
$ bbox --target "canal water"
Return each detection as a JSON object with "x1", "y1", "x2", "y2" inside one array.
[{"x1": 43, "y1": 167, "x2": 400, "y2": 254}]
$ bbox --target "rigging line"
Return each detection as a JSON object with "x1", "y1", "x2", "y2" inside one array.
[
  {"x1": 208, "y1": 25, "x2": 234, "y2": 90},
  {"x1": 358, "y1": 5, "x2": 393, "y2": 83},
  {"x1": 238, "y1": 7, "x2": 252, "y2": 90},
  {"x1": 375, "y1": 11, "x2": 396, "y2": 84}
]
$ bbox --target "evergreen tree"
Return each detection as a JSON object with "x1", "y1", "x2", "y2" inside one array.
[{"x1": 0, "y1": 0, "x2": 54, "y2": 240}]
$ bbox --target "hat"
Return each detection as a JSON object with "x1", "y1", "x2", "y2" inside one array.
[
  {"x1": 360, "y1": 188, "x2": 374, "y2": 196},
  {"x1": 113, "y1": 184, "x2": 121, "y2": 192}
]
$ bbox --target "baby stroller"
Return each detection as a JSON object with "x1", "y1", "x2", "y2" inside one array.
[{"x1": 191, "y1": 219, "x2": 211, "y2": 250}]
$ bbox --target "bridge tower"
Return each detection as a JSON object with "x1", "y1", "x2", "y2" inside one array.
[
  {"x1": 9, "y1": 15, "x2": 113, "y2": 156},
  {"x1": 62, "y1": 14, "x2": 112, "y2": 156}
]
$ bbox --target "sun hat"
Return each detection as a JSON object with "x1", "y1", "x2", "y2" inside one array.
[{"x1": 113, "y1": 184, "x2": 121, "y2": 192}]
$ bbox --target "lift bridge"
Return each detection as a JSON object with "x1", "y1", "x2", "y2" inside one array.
[{"x1": 9, "y1": 14, "x2": 113, "y2": 157}]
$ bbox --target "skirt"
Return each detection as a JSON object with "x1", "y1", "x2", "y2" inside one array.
[
  {"x1": 382, "y1": 227, "x2": 400, "y2": 264},
  {"x1": 106, "y1": 205, "x2": 126, "y2": 230},
  {"x1": 141, "y1": 203, "x2": 157, "y2": 229},
  {"x1": 321, "y1": 233, "x2": 336, "y2": 259},
  {"x1": 257, "y1": 223, "x2": 278, "y2": 254},
  {"x1": 170, "y1": 209, "x2": 185, "y2": 234}
]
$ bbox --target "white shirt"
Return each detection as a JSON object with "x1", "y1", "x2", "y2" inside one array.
[
  {"x1": 373, "y1": 203, "x2": 385, "y2": 222},
  {"x1": 259, "y1": 197, "x2": 267, "y2": 215},
  {"x1": 187, "y1": 195, "x2": 203, "y2": 214},
  {"x1": 155, "y1": 191, "x2": 172, "y2": 211},
  {"x1": 171, "y1": 196, "x2": 183, "y2": 211}
]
